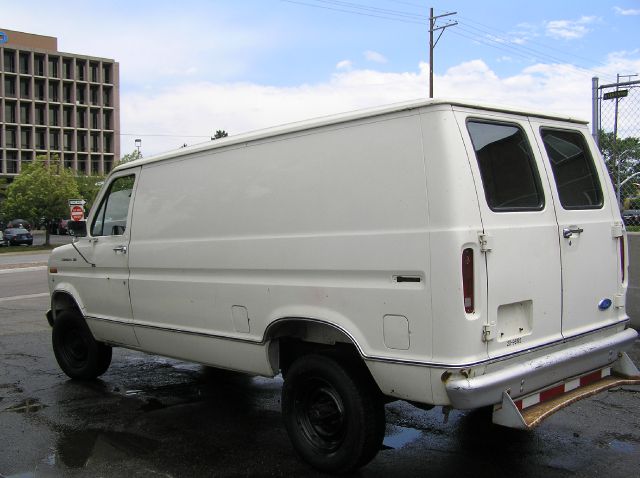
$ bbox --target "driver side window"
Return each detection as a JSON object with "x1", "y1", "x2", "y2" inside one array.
[{"x1": 91, "y1": 174, "x2": 136, "y2": 236}]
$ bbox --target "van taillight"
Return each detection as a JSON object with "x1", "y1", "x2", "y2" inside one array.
[
  {"x1": 462, "y1": 248, "x2": 474, "y2": 313},
  {"x1": 620, "y1": 236, "x2": 626, "y2": 283}
]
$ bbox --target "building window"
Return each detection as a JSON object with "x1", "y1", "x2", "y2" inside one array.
[
  {"x1": 77, "y1": 108, "x2": 87, "y2": 129},
  {"x1": 91, "y1": 154, "x2": 101, "y2": 175},
  {"x1": 48, "y1": 57, "x2": 59, "y2": 77},
  {"x1": 4, "y1": 77, "x2": 16, "y2": 97},
  {"x1": 35, "y1": 104, "x2": 46, "y2": 125},
  {"x1": 63, "y1": 83, "x2": 72, "y2": 103},
  {"x1": 90, "y1": 62, "x2": 99, "y2": 82},
  {"x1": 64, "y1": 131, "x2": 74, "y2": 151},
  {"x1": 49, "y1": 106, "x2": 59, "y2": 126},
  {"x1": 77, "y1": 157, "x2": 88, "y2": 175},
  {"x1": 49, "y1": 130, "x2": 60, "y2": 150},
  {"x1": 4, "y1": 50, "x2": 16, "y2": 72},
  {"x1": 6, "y1": 128, "x2": 17, "y2": 148},
  {"x1": 102, "y1": 64, "x2": 112, "y2": 84},
  {"x1": 64, "y1": 107, "x2": 73, "y2": 127},
  {"x1": 76, "y1": 61, "x2": 86, "y2": 81},
  {"x1": 20, "y1": 103, "x2": 31, "y2": 124},
  {"x1": 4, "y1": 102, "x2": 16, "y2": 123},
  {"x1": 6, "y1": 153, "x2": 18, "y2": 174},
  {"x1": 64, "y1": 157, "x2": 73, "y2": 170},
  {"x1": 103, "y1": 110, "x2": 112, "y2": 130},
  {"x1": 104, "y1": 133, "x2": 112, "y2": 153},
  {"x1": 76, "y1": 84, "x2": 85, "y2": 104},
  {"x1": 19, "y1": 52, "x2": 30, "y2": 74},
  {"x1": 49, "y1": 81, "x2": 60, "y2": 102},
  {"x1": 103, "y1": 87, "x2": 111, "y2": 107},
  {"x1": 63, "y1": 58, "x2": 73, "y2": 79},
  {"x1": 36, "y1": 129, "x2": 46, "y2": 150},
  {"x1": 34, "y1": 54, "x2": 45, "y2": 76},
  {"x1": 34, "y1": 79, "x2": 46, "y2": 100},
  {"x1": 90, "y1": 132, "x2": 100, "y2": 152},
  {"x1": 78, "y1": 133, "x2": 87, "y2": 152},
  {"x1": 90, "y1": 85, "x2": 99, "y2": 105},
  {"x1": 90, "y1": 109, "x2": 99, "y2": 129},
  {"x1": 21, "y1": 128, "x2": 32, "y2": 149},
  {"x1": 19, "y1": 78, "x2": 30, "y2": 98}
]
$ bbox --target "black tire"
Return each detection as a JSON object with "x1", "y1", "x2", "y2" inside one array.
[
  {"x1": 52, "y1": 311, "x2": 112, "y2": 380},
  {"x1": 282, "y1": 353, "x2": 385, "y2": 474}
]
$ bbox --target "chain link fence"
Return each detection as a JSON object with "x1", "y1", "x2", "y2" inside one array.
[{"x1": 593, "y1": 78, "x2": 640, "y2": 219}]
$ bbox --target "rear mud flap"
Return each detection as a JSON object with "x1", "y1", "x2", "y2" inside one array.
[{"x1": 492, "y1": 352, "x2": 640, "y2": 429}]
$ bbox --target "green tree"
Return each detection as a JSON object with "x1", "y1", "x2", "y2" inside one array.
[
  {"x1": 118, "y1": 149, "x2": 143, "y2": 165},
  {"x1": 212, "y1": 130, "x2": 229, "y2": 140},
  {"x1": 1, "y1": 155, "x2": 79, "y2": 246},
  {"x1": 598, "y1": 130, "x2": 640, "y2": 185}
]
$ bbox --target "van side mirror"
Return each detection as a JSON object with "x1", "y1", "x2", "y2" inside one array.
[{"x1": 67, "y1": 220, "x2": 87, "y2": 237}]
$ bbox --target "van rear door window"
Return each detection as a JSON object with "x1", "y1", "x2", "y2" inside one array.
[
  {"x1": 467, "y1": 120, "x2": 544, "y2": 211},
  {"x1": 540, "y1": 129, "x2": 603, "y2": 209}
]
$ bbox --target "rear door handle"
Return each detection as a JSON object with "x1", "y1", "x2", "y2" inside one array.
[
  {"x1": 563, "y1": 226, "x2": 584, "y2": 238},
  {"x1": 113, "y1": 245, "x2": 128, "y2": 254}
]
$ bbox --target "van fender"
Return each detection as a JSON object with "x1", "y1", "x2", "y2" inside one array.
[{"x1": 50, "y1": 283, "x2": 86, "y2": 321}]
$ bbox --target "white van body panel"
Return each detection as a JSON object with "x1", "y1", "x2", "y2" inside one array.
[{"x1": 49, "y1": 99, "x2": 637, "y2": 409}]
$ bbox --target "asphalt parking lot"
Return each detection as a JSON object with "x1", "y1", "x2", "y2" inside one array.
[{"x1": 0, "y1": 235, "x2": 639, "y2": 477}]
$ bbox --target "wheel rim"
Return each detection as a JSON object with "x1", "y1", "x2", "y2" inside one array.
[
  {"x1": 295, "y1": 377, "x2": 346, "y2": 453},
  {"x1": 61, "y1": 328, "x2": 89, "y2": 368}
]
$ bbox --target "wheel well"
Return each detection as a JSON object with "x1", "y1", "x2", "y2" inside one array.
[
  {"x1": 51, "y1": 292, "x2": 82, "y2": 323},
  {"x1": 266, "y1": 319, "x2": 376, "y2": 387}
]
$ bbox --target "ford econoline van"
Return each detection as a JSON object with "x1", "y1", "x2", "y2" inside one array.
[{"x1": 48, "y1": 99, "x2": 640, "y2": 473}]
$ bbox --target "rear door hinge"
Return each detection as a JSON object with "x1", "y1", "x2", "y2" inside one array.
[
  {"x1": 482, "y1": 322, "x2": 496, "y2": 342},
  {"x1": 479, "y1": 233, "x2": 492, "y2": 252},
  {"x1": 612, "y1": 223, "x2": 623, "y2": 238}
]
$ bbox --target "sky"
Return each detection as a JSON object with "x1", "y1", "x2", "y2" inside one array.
[{"x1": 3, "y1": 0, "x2": 640, "y2": 155}]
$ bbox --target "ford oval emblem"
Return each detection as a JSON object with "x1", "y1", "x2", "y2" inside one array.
[{"x1": 598, "y1": 298, "x2": 612, "y2": 311}]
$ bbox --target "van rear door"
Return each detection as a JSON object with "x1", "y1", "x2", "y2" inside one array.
[
  {"x1": 454, "y1": 109, "x2": 563, "y2": 358},
  {"x1": 530, "y1": 121, "x2": 623, "y2": 338}
]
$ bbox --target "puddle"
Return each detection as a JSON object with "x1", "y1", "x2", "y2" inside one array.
[
  {"x1": 609, "y1": 439, "x2": 636, "y2": 453},
  {"x1": 3, "y1": 399, "x2": 47, "y2": 413},
  {"x1": 55, "y1": 428, "x2": 159, "y2": 468},
  {"x1": 383, "y1": 425, "x2": 422, "y2": 450}
]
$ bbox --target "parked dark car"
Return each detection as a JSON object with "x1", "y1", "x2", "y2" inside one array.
[
  {"x1": 7, "y1": 219, "x2": 32, "y2": 231},
  {"x1": 3, "y1": 228, "x2": 33, "y2": 246},
  {"x1": 622, "y1": 209, "x2": 640, "y2": 227}
]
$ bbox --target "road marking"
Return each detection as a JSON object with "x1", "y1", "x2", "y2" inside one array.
[
  {"x1": 0, "y1": 292, "x2": 49, "y2": 303},
  {"x1": 0, "y1": 265, "x2": 47, "y2": 274}
]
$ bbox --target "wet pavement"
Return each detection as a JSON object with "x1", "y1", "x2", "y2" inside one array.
[{"x1": 1, "y1": 257, "x2": 640, "y2": 477}]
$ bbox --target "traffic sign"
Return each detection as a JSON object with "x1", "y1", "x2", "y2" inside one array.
[
  {"x1": 68, "y1": 199, "x2": 87, "y2": 206},
  {"x1": 70, "y1": 205, "x2": 85, "y2": 222},
  {"x1": 603, "y1": 90, "x2": 628, "y2": 100}
]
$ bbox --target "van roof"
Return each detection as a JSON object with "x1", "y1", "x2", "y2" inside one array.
[{"x1": 115, "y1": 98, "x2": 589, "y2": 172}]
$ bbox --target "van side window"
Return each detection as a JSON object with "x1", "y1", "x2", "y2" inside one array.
[
  {"x1": 91, "y1": 175, "x2": 135, "y2": 236},
  {"x1": 540, "y1": 129, "x2": 603, "y2": 209},
  {"x1": 467, "y1": 120, "x2": 544, "y2": 211}
]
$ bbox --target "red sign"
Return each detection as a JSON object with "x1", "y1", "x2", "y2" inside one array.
[{"x1": 70, "y1": 205, "x2": 85, "y2": 222}]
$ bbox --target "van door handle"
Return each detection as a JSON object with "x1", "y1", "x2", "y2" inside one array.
[
  {"x1": 563, "y1": 226, "x2": 584, "y2": 238},
  {"x1": 113, "y1": 245, "x2": 128, "y2": 254}
]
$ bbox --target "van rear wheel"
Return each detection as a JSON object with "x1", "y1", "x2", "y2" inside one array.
[
  {"x1": 282, "y1": 353, "x2": 385, "y2": 473},
  {"x1": 52, "y1": 311, "x2": 112, "y2": 380}
]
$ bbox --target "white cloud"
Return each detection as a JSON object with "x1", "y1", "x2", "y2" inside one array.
[
  {"x1": 545, "y1": 16, "x2": 597, "y2": 40},
  {"x1": 122, "y1": 53, "x2": 640, "y2": 156},
  {"x1": 336, "y1": 60, "x2": 353, "y2": 70},
  {"x1": 614, "y1": 6, "x2": 640, "y2": 15},
  {"x1": 364, "y1": 50, "x2": 388, "y2": 63}
]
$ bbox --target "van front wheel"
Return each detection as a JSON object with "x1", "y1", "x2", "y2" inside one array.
[
  {"x1": 282, "y1": 354, "x2": 385, "y2": 473},
  {"x1": 52, "y1": 311, "x2": 112, "y2": 380}
]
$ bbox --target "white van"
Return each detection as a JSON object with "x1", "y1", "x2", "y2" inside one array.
[{"x1": 48, "y1": 99, "x2": 639, "y2": 473}]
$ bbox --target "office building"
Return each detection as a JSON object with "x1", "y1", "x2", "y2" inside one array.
[{"x1": 0, "y1": 28, "x2": 120, "y2": 179}]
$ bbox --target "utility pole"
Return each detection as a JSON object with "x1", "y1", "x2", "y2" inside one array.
[{"x1": 429, "y1": 7, "x2": 457, "y2": 98}]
